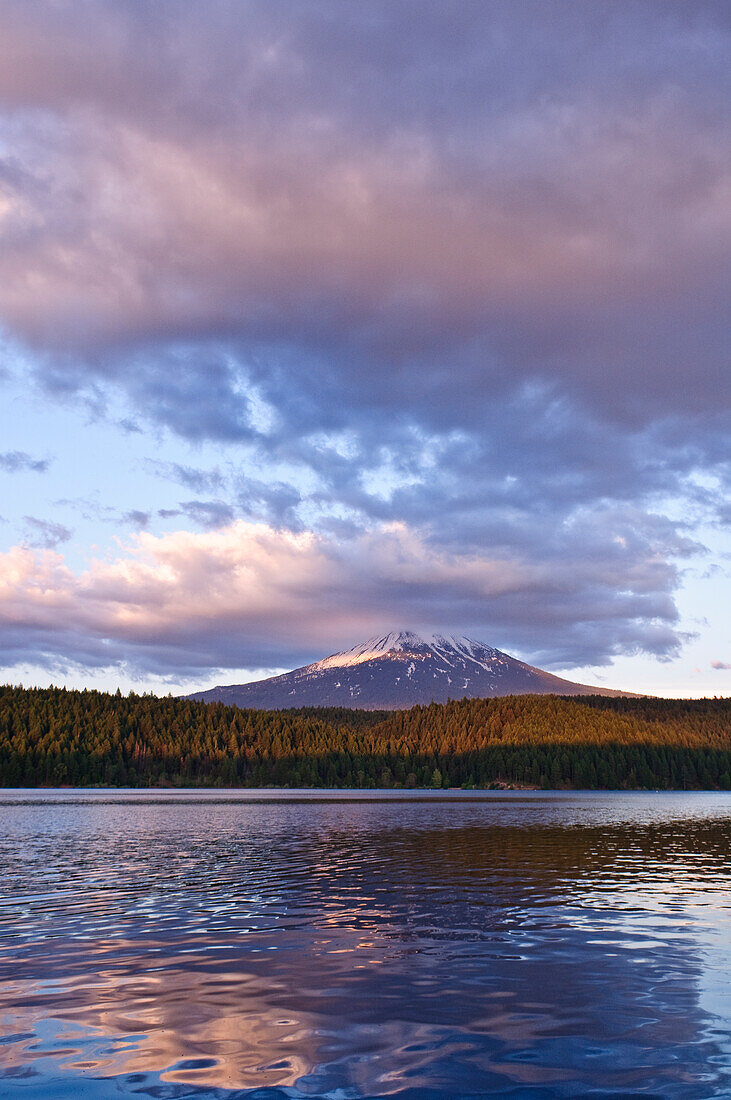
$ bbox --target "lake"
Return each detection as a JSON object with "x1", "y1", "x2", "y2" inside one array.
[{"x1": 0, "y1": 790, "x2": 729, "y2": 1098}]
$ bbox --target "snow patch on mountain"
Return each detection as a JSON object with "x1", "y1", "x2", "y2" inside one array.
[
  {"x1": 311, "y1": 630, "x2": 426, "y2": 670},
  {"x1": 310, "y1": 630, "x2": 505, "y2": 673}
]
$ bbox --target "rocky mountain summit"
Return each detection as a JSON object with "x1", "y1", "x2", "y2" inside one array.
[{"x1": 189, "y1": 630, "x2": 631, "y2": 710}]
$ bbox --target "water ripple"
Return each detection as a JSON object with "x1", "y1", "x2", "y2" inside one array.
[{"x1": 0, "y1": 790, "x2": 729, "y2": 1098}]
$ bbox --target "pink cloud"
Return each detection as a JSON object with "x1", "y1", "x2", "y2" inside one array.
[
  {"x1": 0, "y1": 3, "x2": 726, "y2": 426},
  {"x1": 0, "y1": 518, "x2": 686, "y2": 677}
]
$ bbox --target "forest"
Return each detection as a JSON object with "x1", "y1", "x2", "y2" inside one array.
[{"x1": 0, "y1": 685, "x2": 729, "y2": 790}]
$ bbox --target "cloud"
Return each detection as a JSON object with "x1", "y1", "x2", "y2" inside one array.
[
  {"x1": 0, "y1": 450, "x2": 48, "y2": 473},
  {"x1": 22, "y1": 516, "x2": 72, "y2": 549},
  {"x1": 711, "y1": 660, "x2": 731, "y2": 671},
  {"x1": 146, "y1": 461, "x2": 225, "y2": 495},
  {"x1": 0, "y1": 3, "x2": 727, "y2": 442},
  {"x1": 161, "y1": 500, "x2": 236, "y2": 531},
  {"x1": 0, "y1": 4, "x2": 727, "y2": 564},
  {"x1": 121, "y1": 509, "x2": 151, "y2": 530},
  {"x1": 0, "y1": 2, "x2": 727, "y2": 678},
  {"x1": 148, "y1": 460, "x2": 304, "y2": 528},
  {"x1": 0, "y1": 515, "x2": 691, "y2": 678}
]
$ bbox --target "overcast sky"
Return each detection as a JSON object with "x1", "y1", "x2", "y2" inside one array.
[{"x1": 0, "y1": 0, "x2": 729, "y2": 696}]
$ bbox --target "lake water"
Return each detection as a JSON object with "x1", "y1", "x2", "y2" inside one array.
[{"x1": 0, "y1": 790, "x2": 729, "y2": 1099}]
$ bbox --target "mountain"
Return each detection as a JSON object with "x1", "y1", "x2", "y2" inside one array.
[{"x1": 188, "y1": 630, "x2": 633, "y2": 710}]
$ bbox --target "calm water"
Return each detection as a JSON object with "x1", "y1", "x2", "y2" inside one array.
[{"x1": 0, "y1": 791, "x2": 729, "y2": 1099}]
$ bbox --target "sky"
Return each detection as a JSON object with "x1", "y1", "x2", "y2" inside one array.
[{"x1": 0, "y1": 0, "x2": 729, "y2": 698}]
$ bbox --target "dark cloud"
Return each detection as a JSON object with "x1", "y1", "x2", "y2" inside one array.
[
  {"x1": 147, "y1": 459, "x2": 303, "y2": 529},
  {"x1": 147, "y1": 459, "x2": 304, "y2": 527},
  {"x1": 146, "y1": 461, "x2": 225, "y2": 495},
  {"x1": 117, "y1": 417, "x2": 142, "y2": 434},
  {"x1": 234, "y1": 474, "x2": 303, "y2": 528},
  {"x1": 54, "y1": 495, "x2": 150, "y2": 529},
  {"x1": 0, "y1": 450, "x2": 49, "y2": 473},
  {"x1": 121, "y1": 510, "x2": 151, "y2": 530},
  {"x1": 22, "y1": 516, "x2": 72, "y2": 548},
  {"x1": 711, "y1": 660, "x2": 730, "y2": 671},
  {"x1": 1, "y1": 3, "x2": 727, "y2": 422},
  {"x1": 157, "y1": 489, "x2": 299, "y2": 532},
  {"x1": 0, "y1": 1, "x2": 728, "y2": 672},
  {"x1": 172, "y1": 500, "x2": 236, "y2": 530}
]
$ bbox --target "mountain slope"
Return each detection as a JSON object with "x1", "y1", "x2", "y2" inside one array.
[{"x1": 188, "y1": 630, "x2": 633, "y2": 710}]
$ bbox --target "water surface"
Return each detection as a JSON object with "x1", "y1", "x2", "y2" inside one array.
[{"x1": 0, "y1": 790, "x2": 729, "y2": 1098}]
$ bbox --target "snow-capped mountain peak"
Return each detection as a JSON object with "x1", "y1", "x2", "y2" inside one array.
[
  {"x1": 188, "y1": 629, "x2": 632, "y2": 710},
  {"x1": 310, "y1": 631, "x2": 507, "y2": 674},
  {"x1": 310, "y1": 630, "x2": 426, "y2": 670}
]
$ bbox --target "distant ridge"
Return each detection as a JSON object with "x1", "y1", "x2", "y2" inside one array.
[{"x1": 188, "y1": 630, "x2": 636, "y2": 710}]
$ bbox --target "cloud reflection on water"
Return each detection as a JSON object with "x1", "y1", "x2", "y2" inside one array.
[{"x1": 0, "y1": 792, "x2": 729, "y2": 1097}]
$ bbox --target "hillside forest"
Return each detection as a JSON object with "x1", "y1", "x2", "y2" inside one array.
[{"x1": 1, "y1": 686, "x2": 729, "y2": 789}]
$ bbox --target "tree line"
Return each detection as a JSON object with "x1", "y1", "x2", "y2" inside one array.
[{"x1": 0, "y1": 685, "x2": 729, "y2": 789}]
